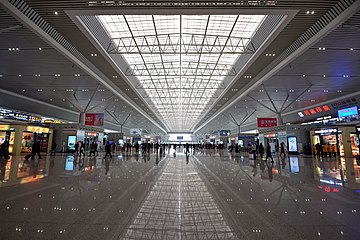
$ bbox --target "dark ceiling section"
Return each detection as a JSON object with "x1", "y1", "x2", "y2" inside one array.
[
  {"x1": 193, "y1": 0, "x2": 358, "y2": 132},
  {"x1": 195, "y1": 8, "x2": 360, "y2": 136},
  {"x1": 22, "y1": 0, "x2": 166, "y2": 129}
]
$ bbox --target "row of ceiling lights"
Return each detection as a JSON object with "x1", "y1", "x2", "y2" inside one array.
[
  {"x1": 317, "y1": 47, "x2": 354, "y2": 51},
  {"x1": 0, "y1": 74, "x2": 82, "y2": 77},
  {"x1": 256, "y1": 89, "x2": 343, "y2": 93},
  {"x1": 7, "y1": 47, "x2": 44, "y2": 51}
]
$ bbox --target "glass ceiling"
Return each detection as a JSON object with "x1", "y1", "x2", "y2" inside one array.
[{"x1": 97, "y1": 15, "x2": 265, "y2": 131}]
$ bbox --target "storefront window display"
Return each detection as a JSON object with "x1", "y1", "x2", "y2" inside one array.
[
  {"x1": 21, "y1": 127, "x2": 50, "y2": 153},
  {"x1": 338, "y1": 133, "x2": 359, "y2": 157}
]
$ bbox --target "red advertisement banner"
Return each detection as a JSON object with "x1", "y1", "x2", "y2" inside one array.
[
  {"x1": 257, "y1": 117, "x2": 277, "y2": 128},
  {"x1": 85, "y1": 113, "x2": 104, "y2": 126}
]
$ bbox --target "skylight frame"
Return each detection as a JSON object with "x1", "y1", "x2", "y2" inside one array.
[{"x1": 98, "y1": 14, "x2": 265, "y2": 131}]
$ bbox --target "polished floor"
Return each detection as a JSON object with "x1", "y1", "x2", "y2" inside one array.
[{"x1": 0, "y1": 149, "x2": 359, "y2": 240}]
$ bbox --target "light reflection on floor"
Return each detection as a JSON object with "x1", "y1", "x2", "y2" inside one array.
[{"x1": 122, "y1": 154, "x2": 236, "y2": 240}]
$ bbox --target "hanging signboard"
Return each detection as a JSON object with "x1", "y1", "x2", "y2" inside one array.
[
  {"x1": 85, "y1": 113, "x2": 104, "y2": 126},
  {"x1": 257, "y1": 118, "x2": 277, "y2": 128}
]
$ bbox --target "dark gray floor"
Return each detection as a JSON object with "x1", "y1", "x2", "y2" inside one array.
[{"x1": 0, "y1": 149, "x2": 359, "y2": 240}]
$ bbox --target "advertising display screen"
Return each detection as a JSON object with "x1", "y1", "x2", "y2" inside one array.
[
  {"x1": 219, "y1": 130, "x2": 231, "y2": 137},
  {"x1": 337, "y1": 106, "x2": 359, "y2": 122},
  {"x1": 289, "y1": 157, "x2": 300, "y2": 173},
  {"x1": 65, "y1": 156, "x2": 74, "y2": 171},
  {"x1": 67, "y1": 136, "x2": 76, "y2": 151},
  {"x1": 85, "y1": 113, "x2": 104, "y2": 126},
  {"x1": 287, "y1": 136, "x2": 298, "y2": 153}
]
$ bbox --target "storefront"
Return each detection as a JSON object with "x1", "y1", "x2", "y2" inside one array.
[
  {"x1": 51, "y1": 124, "x2": 104, "y2": 152},
  {"x1": 0, "y1": 124, "x2": 52, "y2": 155},
  {"x1": 0, "y1": 125, "x2": 15, "y2": 153},
  {"x1": 310, "y1": 127, "x2": 360, "y2": 157},
  {"x1": 21, "y1": 126, "x2": 51, "y2": 153}
]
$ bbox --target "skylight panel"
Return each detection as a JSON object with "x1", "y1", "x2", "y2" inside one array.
[{"x1": 97, "y1": 14, "x2": 266, "y2": 131}]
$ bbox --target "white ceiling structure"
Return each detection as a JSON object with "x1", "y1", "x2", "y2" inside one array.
[
  {"x1": 0, "y1": 0, "x2": 359, "y2": 137},
  {"x1": 97, "y1": 14, "x2": 265, "y2": 131}
]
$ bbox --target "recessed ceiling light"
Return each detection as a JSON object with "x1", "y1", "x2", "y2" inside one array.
[
  {"x1": 18, "y1": 74, "x2": 22, "y2": 77},
  {"x1": 350, "y1": 48, "x2": 353, "y2": 51},
  {"x1": 302, "y1": 75, "x2": 306, "y2": 77},
  {"x1": 91, "y1": 53, "x2": 97, "y2": 57},
  {"x1": 337, "y1": 90, "x2": 342, "y2": 93},
  {"x1": 22, "y1": 89, "x2": 25, "y2": 92},
  {"x1": 39, "y1": 47, "x2": 42, "y2": 50},
  {"x1": 323, "y1": 75, "x2": 326, "y2": 77},
  {"x1": 54, "y1": 11, "x2": 58, "y2": 15},
  {"x1": 0, "y1": 74, "x2": 2, "y2": 77}
]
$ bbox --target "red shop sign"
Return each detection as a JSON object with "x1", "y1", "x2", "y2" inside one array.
[{"x1": 257, "y1": 118, "x2": 277, "y2": 128}]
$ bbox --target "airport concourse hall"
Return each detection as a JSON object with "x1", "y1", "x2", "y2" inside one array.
[{"x1": 1, "y1": 1, "x2": 360, "y2": 240}]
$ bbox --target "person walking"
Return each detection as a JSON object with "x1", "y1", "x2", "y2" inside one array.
[
  {"x1": 185, "y1": 143, "x2": 190, "y2": 156},
  {"x1": 89, "y1": 142, "x2": 96, "y2": 156},
  {"x1": 252, "y1": 142, "x2": 257, "y2": 160},
  {"x1": 266, "y1": 141, "x2": 274, "y2": 163},
  {"x1": 280, "y1": 142, "x2": 285, "y2": 160},
  {"x1": 259, "y1": 143, "x2": 264, "y2": 160},
  {"x1": 31, "y1": 140, "x2": 41, "y2": 159},
  {"x1": 104, "y1": 141, "x2": 112, "y2": 158},
  {"x1": 50, "y1": 141, "x2": 57, "y2": 156}
]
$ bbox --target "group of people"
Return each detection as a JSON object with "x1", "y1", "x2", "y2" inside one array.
[
  {"x1": 250, "y1": 141, "x2": 287, "y2": 164},
  {"x1": 313, "y1": 143, "x2": 338, "y2": 158}
]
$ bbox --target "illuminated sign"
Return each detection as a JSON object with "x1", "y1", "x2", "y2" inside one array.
[
  {"x1": 299, "y1": 105, "x2": 331, "y2": 117},
  {"x1": 338, "y1": 106, "x2": 359, "y2": 122},
  {"x1": 331, "y1": 97, "x2": 358, "y2": 109},
  {"x1": 219, "y1": 130, "x2": 231, "y2": 136},
  {"x1": 26, "y1": 126, "x2": 50, "y2": 133},
  {"x1": 314, "y1": 129, "x2": 337, "y2": 135},
  {"x1": 0, "y1": 125, "x2": 10, "y2": 131},
  {"x1": 86, "y1": 132, "x2": 97, "y2": 137},
  {"x1": 257, "y1": 118, "x2": 277, "y2": 128}
]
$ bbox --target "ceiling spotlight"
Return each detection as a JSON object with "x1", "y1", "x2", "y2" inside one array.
[
  {"x1": 39, "y1": 47, "x2": 42, "y2": 50},
  {"x1": 337, "y1": 90, "x2": 342, "y2": 93},
  {"x1": 350, "y1": 48, "x2": 353, "y2": 51},
  {"x1": 302, "y1": 75, "x2": 306, "y2": 77},
  {"x1": 54, "y1": 11, "x2": 58, "y2": 15}
]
